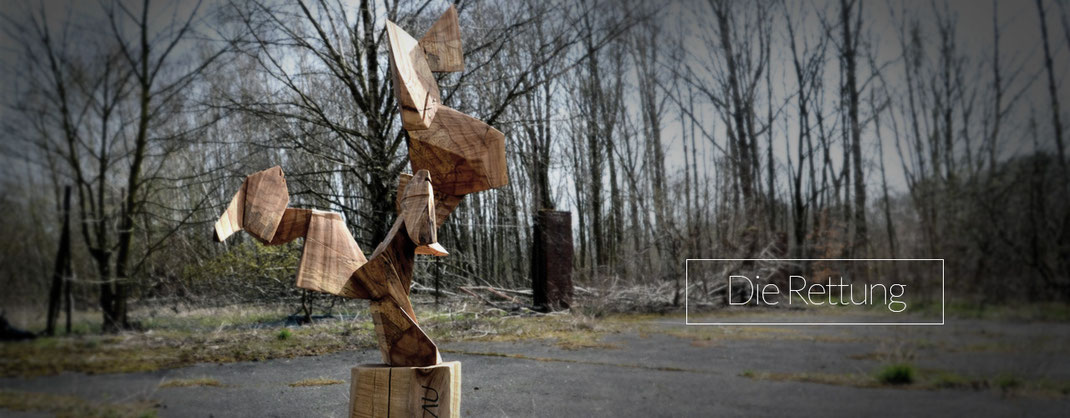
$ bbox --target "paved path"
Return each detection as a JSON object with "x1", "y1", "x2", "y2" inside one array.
[{"x1": 2, "y1": 318, "x2": 1069, "y2": 417}]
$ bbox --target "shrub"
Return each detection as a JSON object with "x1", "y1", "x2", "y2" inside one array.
[{"x1": 876, "y1": 363, "x2": 914, "y2": 385}]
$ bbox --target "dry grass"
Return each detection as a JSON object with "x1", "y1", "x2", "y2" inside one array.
[
  {"x1": 0, "y1": 389, "x2": 158, "y2": 417},
  {"x1": 419, "y1": 305, "x2": 621, "y2": 351},
  {"x1": 0, "y1": 302, "x2": 621, "y2": 378},
  {"x1": 0, "y1": 318, "x2": 378, "y2": 378},
  {"x1": 158, "y1": 377, "x2": 223, "y2": 388},
  {"x1": 289, "y1": 377, "x2": 344, "y2": 387}
]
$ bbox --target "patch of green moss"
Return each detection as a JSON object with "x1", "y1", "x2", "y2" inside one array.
[
  {"x1": 914, "y1": 301, "x2": 1070, "y2": 321},
  {"x1": 876, "y1": 363, "x2": 915, "y2": 385}
]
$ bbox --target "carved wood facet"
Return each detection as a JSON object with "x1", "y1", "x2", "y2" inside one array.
[
  {"x1": 409, "y1": 106, "x2": 508, "y2": 197},
  {"x1": 294, "y1": 210, "x2": 370, "y2": 299},
  {"x1": 241, "y1": 166, "x2": 289, "y2": 242},
  {"x1": 400, "y1": 170, "x2": 448, "y2": 256},
  {"x1": 267, "y1": 208, "x2": 312, "y2": 245},
  {"x1": 386, "y1": 21, "x2": 440, "y2": 131},
  {"x1": 419, "y1": 5, "x2": 464, "y2": 73},
  {"x1": 214, "y1": 183, "x2": 245, "y2": 242}
]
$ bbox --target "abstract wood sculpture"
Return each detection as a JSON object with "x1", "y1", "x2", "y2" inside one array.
[
  {"x1": 215, "y1": 167, "x2": 446, "y2": 367},
  {"x1": 213, "y1": 6, "x2": 504, "y2": 417}
]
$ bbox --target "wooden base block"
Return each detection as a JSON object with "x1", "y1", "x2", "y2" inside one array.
[{"x1": 350, "y1": 362, "x2": 461, "y2": 418}]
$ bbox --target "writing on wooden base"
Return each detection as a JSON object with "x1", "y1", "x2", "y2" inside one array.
[{"x1": 350, "y1": 362, "x2": 461, "y2": 418}]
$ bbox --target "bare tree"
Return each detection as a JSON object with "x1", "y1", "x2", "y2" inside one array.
[
  {"x1": 1037, "y1": 0, "x2": 1067, "y2": 171},
  {"x1": 3, "y1": 0, "x2": 227, "y2": 331},
  {"x1": 838, "y1": 0, "x2": 867, "y2": 253}
]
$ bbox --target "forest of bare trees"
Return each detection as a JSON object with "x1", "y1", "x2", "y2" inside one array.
[{"x1": 1, "y1": 0, "x2": 1068, "y2": 331}]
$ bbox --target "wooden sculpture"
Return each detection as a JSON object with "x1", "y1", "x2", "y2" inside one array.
[
  {"x1": 213, "y1": 6, "x2": 504, "y2": 417},
  {"x1": 215, "y1": 167, "x2": 445, "y2": 367}
]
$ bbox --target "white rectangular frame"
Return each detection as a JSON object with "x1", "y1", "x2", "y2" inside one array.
[{"x1": 684, "y1": 258, "x2": 944, "y2": 326}]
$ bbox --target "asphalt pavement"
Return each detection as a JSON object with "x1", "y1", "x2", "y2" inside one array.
[{"x1": 2, "y1": 318, "x2": 1068, "y2": 417}]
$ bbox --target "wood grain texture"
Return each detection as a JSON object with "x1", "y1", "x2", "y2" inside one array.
[
  {"x1": 267, "y1": 208, "x2": 312, "y2": 245},
  {"x1": 347, "y1": 219, "x2": 441, "y2": 367},
  {"x1": 397, "y1": 173, "x2": 464, "y2": 227},
  {"x1": 409, "y1": 106, "x2": 508, "y2": 196},
  {"x1": 350, "y1": 218, "x2": 417, "y2": 304},
  {"x1": 394, "y1": 173, "x2": 412, "y2": 214},
  {"x1": 213, "y1": 168, "x2": 372, "y2": 300},
  {"x1": 387, "y1": 20, "x2": 440, "y2": 131},
  {"x1": 294, "y1": 210, "x2": 370, "y2": 299},
  {"x1": 350, "y1": 362, "x2": 461, "y2": 418},
  {"x1": 419, "y1": 5, "x2": 464, "y2": 73},
  {"x1": 400, "y1": 170, "x2": 447, "y2": 256},
  {"x1": 241, "y1": 166, "x2": 289, "y2": 242},
  {"x1": 370, "y1": 298, "x2": 440, "y2": 367},
  {"x1": 214, "y1": 182, "x2": 245, "y2": 242}
]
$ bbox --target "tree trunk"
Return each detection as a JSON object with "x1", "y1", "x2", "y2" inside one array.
[
  {"x1": 46, "y1": 186, "x2": 72, "y2": 336},
  {"x1": 842, "y1": 0, "x2": 867, "y2": 254},
  {"x1": 1037, "y1": 0, "x2": 1067, "y2": 172}
]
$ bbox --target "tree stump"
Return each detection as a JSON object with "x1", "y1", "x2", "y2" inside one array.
[
  {"x1": 349, "y1": 361, "x2": 461, "y2": 418},
  {"x1": 532, "y1": 210, "x2": 574, "y2": 311}
]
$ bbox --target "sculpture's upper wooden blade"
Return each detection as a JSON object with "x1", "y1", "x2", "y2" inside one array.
[
  {"x1": 387, "y1": 20, "x2": 440, "y2": 131},
  {"x1": 419, "y1": 5, "x2": 463, "y2": 72},
  {"x1": 409, "y1": 106, "x2": 508, "y2": 197},
  {"x1": 241, "y1": 166, "x2": 290, "y2": 242},
  {"x1": 295, "y1": 210, "x2": 371, "y2": 299},
  {"x1": 214, "y1": 183, "x2": 245, "y2": 242}
]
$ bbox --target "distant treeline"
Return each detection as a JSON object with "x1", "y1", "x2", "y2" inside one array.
[{"x1": 0, "y1": 0, "x2": 1067, "y2": 330}]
